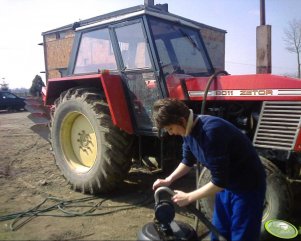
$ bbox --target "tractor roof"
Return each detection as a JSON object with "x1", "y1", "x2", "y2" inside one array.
[{"x1": 42, "y1": 4, "x2": 226, "y2": 35}]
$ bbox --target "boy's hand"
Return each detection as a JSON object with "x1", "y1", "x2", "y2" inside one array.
[
  {"x1": 171, "y1": 190, "x2": 191, "y2": 207},
  {"x1": 152, "y1": 178, "x2": 172, "y2": 190}
]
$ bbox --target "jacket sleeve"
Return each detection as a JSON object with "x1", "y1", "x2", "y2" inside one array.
[{"x1": 181, "y1": 139, "x2": 196, "y2": 167}]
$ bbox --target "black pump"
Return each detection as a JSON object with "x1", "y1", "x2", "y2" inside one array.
[{"x1": 137, "y1": 186, "x2": 226, "y2": 241}]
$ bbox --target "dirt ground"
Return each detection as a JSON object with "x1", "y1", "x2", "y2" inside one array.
[
  {"x1": 0, "y1": 111, "x2": 199, "y2": 240},
  {"x1": 1, "y1": 111, "x2": 301, "y2": 241}
]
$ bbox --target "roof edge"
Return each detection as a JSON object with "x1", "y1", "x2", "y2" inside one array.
[{"x1": 42, "y1": 4, "x2": 226, "y2": 36}]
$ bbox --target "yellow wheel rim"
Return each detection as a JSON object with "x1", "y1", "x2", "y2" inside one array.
[{"x1": 60, "y1": 111, "x2": 98, "y2": 173}]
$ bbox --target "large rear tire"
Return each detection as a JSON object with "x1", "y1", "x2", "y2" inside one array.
[
  {"x1": 197, "y1": 156, "x2": 293, "y2": 239},
  {"x1": 51, "y1": 87, "x2": 134, "y2": 194}
]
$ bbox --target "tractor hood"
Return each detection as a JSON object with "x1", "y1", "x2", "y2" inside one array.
[{"x1": 167, "y1": 74, "x2": 301, "y2": 101}]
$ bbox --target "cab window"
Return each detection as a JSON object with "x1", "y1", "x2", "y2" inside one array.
[
  {"x1": 115, "y1": 23, "x2": 151, "y2": 70},
  {"x1": 74, "y1": 28, "x2": 117, "y2": 74}
]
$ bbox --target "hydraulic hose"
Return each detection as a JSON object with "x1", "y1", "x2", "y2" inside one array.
[
  {"x1": 195, "y1": 70, "x2": 229, "y2": 234},
  {"x1": 200, "y1": 70, "x2": 229, "y2": 115}
]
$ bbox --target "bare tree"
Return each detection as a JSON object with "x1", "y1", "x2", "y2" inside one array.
[{"x1": 283, "y1": 19, "x2": 301, "y2": 78}]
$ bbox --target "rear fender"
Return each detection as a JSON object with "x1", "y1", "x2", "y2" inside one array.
[
  {"x1": 45, "y1": 74, "x2": 103, "y2": 105},
  {"x1": 45, "y1": 73, "x2": 133, "y2": 134},
  {"x1": 100, "y1": 72, "x2": 133, "y2": 134}
]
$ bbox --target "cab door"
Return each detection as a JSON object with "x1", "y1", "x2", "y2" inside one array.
[{"x1": 113, "y1": 20, "x2": 161, "y2": 133}]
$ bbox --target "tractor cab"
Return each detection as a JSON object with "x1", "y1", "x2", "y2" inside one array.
[{"x1": 57, "y1": 5, "x2": 219, "y2": 134}]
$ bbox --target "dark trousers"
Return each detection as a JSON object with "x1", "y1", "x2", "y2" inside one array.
[{"x1": 211, "y1": 188, "x2": 265, "y2": 241}]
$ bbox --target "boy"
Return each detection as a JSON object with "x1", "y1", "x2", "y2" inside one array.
[{"x1": 152, "y1": 98, "x2": 266, "y2": 241}]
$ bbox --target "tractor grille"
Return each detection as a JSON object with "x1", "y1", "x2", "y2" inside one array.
[{"x1": 253, "y1": 101, "x2": 301, "y2": 150}]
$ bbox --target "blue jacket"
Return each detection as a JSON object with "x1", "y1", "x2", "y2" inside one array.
[{"x1": 182, "y1": 115, "x2": 266, "y2": 191}]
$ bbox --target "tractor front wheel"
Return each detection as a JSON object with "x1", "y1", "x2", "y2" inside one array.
[{"x1": 51, "y1": 88, "x2": 134, "y2": 193}]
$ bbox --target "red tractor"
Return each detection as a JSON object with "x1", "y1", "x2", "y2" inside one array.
[{"x1": 32, "y1": 2, "x2": 301, "y2": 237}]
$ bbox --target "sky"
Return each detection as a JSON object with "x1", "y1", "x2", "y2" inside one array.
[{"x1": 0, "y1": 0, "x2": 300, "y2": 89}]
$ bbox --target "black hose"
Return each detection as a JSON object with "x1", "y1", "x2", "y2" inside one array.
[
  {"x1": 200, "y1": 70, "x2": 229, "y2": 115},
  {"x1": 197, "y1": 70, "x2": 230, "y2": 184},
  {"x1": 0, "y1": 193, "x2": 153, "y2": 231},
  {"x1": 195, "y1": 70, "x2": 229, "y2": 236},
  {"x1": 186, "y1": 204, "x2": 226, "y2": 241}
]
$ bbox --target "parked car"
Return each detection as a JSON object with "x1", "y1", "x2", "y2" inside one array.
[{"x1": 0, "y1": 91, "x2": 26, "y2": 111}]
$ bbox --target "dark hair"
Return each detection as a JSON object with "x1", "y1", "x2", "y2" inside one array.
[{"x1": 152, "y1": 98, "x2": 190, "y2": 129}]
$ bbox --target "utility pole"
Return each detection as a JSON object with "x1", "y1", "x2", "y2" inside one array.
[
  {"x1": 256, "y1": 0, "x2": 272, "y2": 74},
  {"x1": 260, "y1": 0, "x2": 265, "y2": 25}
]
